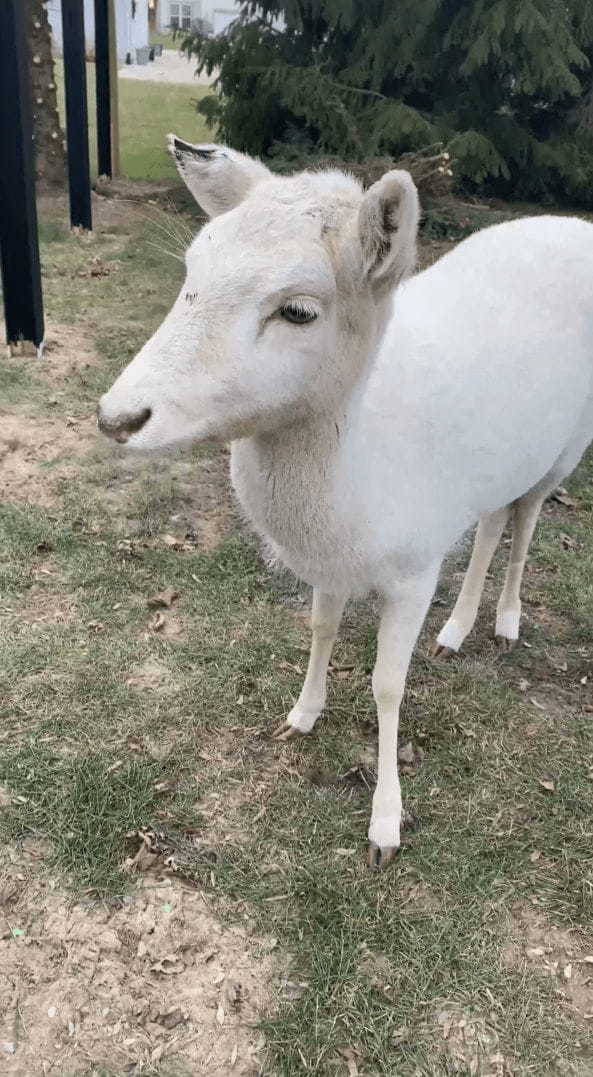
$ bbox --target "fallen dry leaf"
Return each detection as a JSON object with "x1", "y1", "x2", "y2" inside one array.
[
  {"x1": 337, "y1": 1046, "x2": 360, "y2": 1076},
  {"x1": 147, "y1": 587, "x2": 180, "y2": 609},
  {"x1": 160, "y1": 533, "x2": 194, "y2": 551},
  {"x1": 225, "y1": 981, "x2": 243, "y2": 1010},
  {"x1": 398, "y1": 742, "x2": 415, "y2": 765},
  {"x1": 153, "y1": 779, "x2": 176, "y2": 794},
  {"x1": 149, "y1": 611, "x2": 166, "y2": 633},
  {"x1": 538, "y1": 778, "x2": 556, "y2": 793},
  {"x1": 560, "y1": 533, "x2": 578, "y2": 550},
  {"x1": 278, "y1": 660, "x2": 303, "y2": 674},
  {"x1": 151, "y1": 955, "x2": 185, "y2": 975},
  {"x1": 156, "y1": 1008, "x2": 186, "y2": 1030},
  {"x1": 125, "y1": 843, "x2": 159, "y2": 874},
  {"x1": 551, "y1": 487, "x2": 578, "y2": 508}
]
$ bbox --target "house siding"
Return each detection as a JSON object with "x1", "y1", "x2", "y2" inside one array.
[{"x1": 47, "y1": 0, "x2": 150, "y2": 62}]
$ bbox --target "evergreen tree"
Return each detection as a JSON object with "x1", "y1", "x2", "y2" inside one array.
[{"x1": 181, "y1": 0, "x2": 593, "y2": 205}]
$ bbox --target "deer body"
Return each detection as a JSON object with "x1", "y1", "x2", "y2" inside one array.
[
  {"x1": 232, "y1": 214, "x2": 593, "y2": 596},
  {"x1": 98, "y1": 139, "x2": 593, "y2": 868}
]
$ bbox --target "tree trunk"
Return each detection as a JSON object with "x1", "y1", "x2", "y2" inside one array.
[{"x1": 28, "y1": 0, "x2": 66, "y2": 187}]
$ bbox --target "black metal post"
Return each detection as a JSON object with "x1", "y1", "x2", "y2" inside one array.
[
  {"x1": 61, "y1": 0, "x2": 92, "y2": 230},
  {"x1": 0, "y1": 0, "x2": 44, "y2": 353},
  {"x1": 94, "y1": 0, "x2": 112, "y2": 177}
]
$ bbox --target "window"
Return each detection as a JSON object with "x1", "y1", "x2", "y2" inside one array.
[
  {"x1": 182, "y1": 4, "x2": 192, "y2": 30},
  {"x1": 169, "y1": 2, "x2": 179, "y2": 28}
]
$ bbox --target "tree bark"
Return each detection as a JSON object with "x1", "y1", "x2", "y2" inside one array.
[{"x1": 27, "y1": 0, "x2": 66, "y2": 186}]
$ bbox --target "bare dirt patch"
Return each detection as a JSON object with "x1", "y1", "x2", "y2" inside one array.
[
  {"x1": 162, "y1": 450, "x2": 235, "y2": 553},
  {"x1": 0, "y1": 411, "x2": 96, "y2": 507},
  {"x1": 432, "y1": 1005, "x2": 504, "y2": 1076},
  {"x1": 0, "y1": 851, "x2": 277, "y2": 1076},
  {"x1": 42, "y1": 322, "x2": 99, "y2": 383},
  {"x1": 16, "y1": 584, "x2": 78, "y2": 629},
  {"x1": 190, "y1": 728, "x2": 282, "y2": 848},
  {"x1": 100, "y1": 447, "x2": 235, "y2": 551},
  {"x1": 502, "y1": 902, "x2": 593, "y2": 1023},
  {"x1": 126, "y1": 657, "x2": 176, "y2": 693}
]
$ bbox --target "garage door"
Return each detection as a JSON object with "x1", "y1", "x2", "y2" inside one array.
[{"x1": 213, "y1": 9, "x2": 237, "y2": 34}]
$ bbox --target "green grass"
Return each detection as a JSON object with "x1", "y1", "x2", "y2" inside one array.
[
  {"x1": 150, "y1": 29, "x2": 182, "y2": 49},
  {"x1": 1, "y1": 195, "x2": 593, "y2": 1075},
  {"x1": 55, "y1": 61, "x2": 211, "y2": 180}
]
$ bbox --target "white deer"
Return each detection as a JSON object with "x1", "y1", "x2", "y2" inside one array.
[{"x1": 98, "y1": 137, "x2": 593, "y2": 869}]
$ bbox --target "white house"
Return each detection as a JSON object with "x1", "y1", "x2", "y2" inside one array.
[
  {"x1": 157, "y1": 0, "x2": 243, "y2": 35},
  {"x1": 47, "y1": 0, "x2": 150, "y2": 63}
]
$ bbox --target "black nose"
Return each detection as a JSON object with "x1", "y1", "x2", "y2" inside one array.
[{"x1": 97, "y1": 406, "x2": 152, "y2": 443}]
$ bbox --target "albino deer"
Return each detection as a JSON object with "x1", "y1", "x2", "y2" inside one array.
[{"x1": 98, "y1": 136, "x2": 593, "y2": 869}]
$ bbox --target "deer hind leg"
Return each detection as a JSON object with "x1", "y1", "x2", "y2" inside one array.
[
  {"x1": 433, "y1": 506, "x2": 510, "y2": 657},
  {"x1": 495, "y1": 491, "x2": 546, "y2": 649},
  {"x1": 272, "y1": 589, "x2": 347, "y2": 741}
]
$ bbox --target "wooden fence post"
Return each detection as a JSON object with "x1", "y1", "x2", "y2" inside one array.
[
  {"x1": 61, "y1": 0, "x2": 93, "y2": 230},
  {"x1": 109, "y1": 0, "x2": 121, "y2": 176},
  {"x1": 0, "y1": 0, "x2": 44, "y2": 356},
  {"x1": 94, "y1": 0, "x2": 112, "y2": 178}
]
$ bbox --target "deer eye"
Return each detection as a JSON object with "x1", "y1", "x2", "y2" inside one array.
[{"x1": 279, "y1": 301, "x2": 318, "y2": 325}]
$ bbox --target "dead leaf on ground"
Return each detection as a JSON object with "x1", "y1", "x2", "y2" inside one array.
[
  {"x1": 337, "y1": 1045, "x2": 360, "y2": 1076},
  {"x1": 76, "y1": 257, "x2": 114, "y2": 279},
  {"x1": 35, "y1": 540, "x2": 53, "y2": 553},
  {"x1": 149, "y1": 611, "x2": 166, "y2": 633},
  {"x1": 538, "y1": 778, "x2": 556, "y2": 793},
  {"x1": 147, "y1": 587, "x2": 180, "y2": 609},
  {"x1": 156, "y1": 1008, "x2": 186, "y2": 1029},
  {"x1": 551, "y1": 487, "x2": 578, "y2": 508},
  {"x1": 160, "y1": 533, "x2": 194, "y2": 552},
  {"x1": 398, "y1": 742, "x2": 416, "y2": 765},
  {"x1": 224, "y1": 980, "x2": 244, "y2": 1010},
  {"x1": 124, "y1": 843, "x2": 159, "y2": 874},
  {"x1": 151, "y1": 955, "x2": 185, "y2": 976},
  {"x1": 153, "y1": 779, "x2": 176, "y2": 794},
  {"x1": 561, "y1": 533, "x2": 579, "y2": 550},
  {"x1": 127, "y1": 736, "x2": 144, "y2": 752},
  {"x1": 278, "y1": 660, "x2": 303, "y2": 674}
]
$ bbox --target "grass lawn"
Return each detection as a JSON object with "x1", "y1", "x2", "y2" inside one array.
[
  {"x1": 1, "y1": 193, "x2": 593, "y2": 1075},
  {"x1": 55, "y1": 61, "x2": 211, "y2": 181},
  {"x1": 150, "y1": 30, "x2": 182, "y2": 49}
]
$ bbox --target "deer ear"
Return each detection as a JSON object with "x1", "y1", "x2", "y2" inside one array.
[
  {"x1": 167, "y1": 135, "x2": 271, "y2": 218},
  {"x1": 358, "y1": 170, "x2": 419, "y2": 291}
]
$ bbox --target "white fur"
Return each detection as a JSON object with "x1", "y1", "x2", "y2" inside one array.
[{"x1": 98, "y1": 138, "x2": 593, "y2": 864}]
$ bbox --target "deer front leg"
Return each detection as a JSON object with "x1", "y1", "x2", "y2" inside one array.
[
  {"x1": 369, "y1": 565, "x2": 440, "y2": 870},
  {"x1": 272, "y1": 589, "x2": 347, "y2": 741}
]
